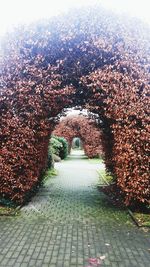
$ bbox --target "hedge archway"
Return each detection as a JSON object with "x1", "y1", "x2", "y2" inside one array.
[
  {"x1": 0, "y1": 6, "x2": 149, "y2": 205},
  {"x1": 53, "y1": 115, "x2": 103, "y2": 158}
]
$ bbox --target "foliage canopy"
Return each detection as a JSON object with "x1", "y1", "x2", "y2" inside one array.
[{"x1": 0, "y1": 6, "x2": 149, "y2": 205}]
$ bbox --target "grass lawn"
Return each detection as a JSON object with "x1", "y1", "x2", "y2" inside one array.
[
  {"x1": 131, "y1": 212, "x2": 150, "y2": 227},
  {"x1": 97, "y1": 168, "x2": 150, "y2": 228},
  {"x1": 89, "y1": 158, "x2": 104, "y2": 164},
  {"x1": 42, "y1": 168, "x2": 58, "y2": 182},
  {"x1": 0, "y1": 206, "x2": 17, "y2": 216},
  {"x1": 97, "y1": 169, "x2": 114, "y2": 185}
]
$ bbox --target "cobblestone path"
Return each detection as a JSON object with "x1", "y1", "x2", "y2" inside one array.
[{"x1": 0, "y1": 151, "x2": 150, "y2": 267}]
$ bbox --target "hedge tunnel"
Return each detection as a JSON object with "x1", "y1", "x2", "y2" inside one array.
[
  {"x1": 0, "y1": 6, "x2": 149, "y2": 205},
  {"x1": 53, "y1": 114, "x2": 103, "y2": 158}
]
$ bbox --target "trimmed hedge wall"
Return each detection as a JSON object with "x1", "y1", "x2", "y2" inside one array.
[
  {"x1": 0, "y1": 6, "x2": 149, "y2": 205},
  {"x1": 53, "y1": 115, "x2": 103, "y2": 158}
]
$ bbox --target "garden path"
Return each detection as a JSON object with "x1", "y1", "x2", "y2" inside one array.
[{"x1": 0, "y1": 151, "x2": 150, "y2": 267}]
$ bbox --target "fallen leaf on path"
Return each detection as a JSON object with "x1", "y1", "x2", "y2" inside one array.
[
  {"x1": 87, "y1": 255, "x2": 106, "y2": 266},
  {"x1": 88, "y1": 258, "x2": 98, "y2": 264},
  {"x1": 99, "y1": 255, "x2": 106, "y2": 260}
]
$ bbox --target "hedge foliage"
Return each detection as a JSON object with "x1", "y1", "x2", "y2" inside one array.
[
  {"x1": 47, "y1": 147, "x2": 54, "y2": 169},
  {"x1": 50, "y1": 136, "x2": 68, "y2": 159},
  {"x1": 0, "y1": 6, "x2": 149, "y2": 205},
  {"x1": 53, "y1": 115, "x2": 103, "y2": 158}
]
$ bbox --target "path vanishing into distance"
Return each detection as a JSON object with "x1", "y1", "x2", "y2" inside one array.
[{"x1": 0, "y1": 151, "x2": 150, "y2": 267}]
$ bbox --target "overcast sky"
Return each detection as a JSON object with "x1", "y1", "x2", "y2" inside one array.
[{"x1": 0, "y1": 0, "x2": 150, "y2": 36}]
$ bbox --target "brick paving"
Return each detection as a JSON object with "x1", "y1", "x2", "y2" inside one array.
[{"x1": 0, "y1": 151, "x2": 150, "y2": 267}]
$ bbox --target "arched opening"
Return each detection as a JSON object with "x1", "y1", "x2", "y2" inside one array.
[
  {"x1": 53, "y1": 113, "x2": 103, "y2": 159},
  {"x1": 0, "y1": 6, "x2": 149, "y2": 205},
  {"x1": 72, "y1": 137, "x2": 82, "y2": 150}
]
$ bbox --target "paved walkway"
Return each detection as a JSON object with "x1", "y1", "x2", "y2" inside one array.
[{"x1": 0, "y1": 151, "x2": 150, "y2": 267}]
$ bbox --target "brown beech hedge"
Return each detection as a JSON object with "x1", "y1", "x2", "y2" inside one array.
[
  {"x1": 0, "y1": 6, "x2": 150, "y2": 205},
  {"x1": 53, "y1": 115, "x2": 103, "y2": 158}
]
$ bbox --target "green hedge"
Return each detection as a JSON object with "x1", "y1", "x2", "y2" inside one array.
[
  {"x1": 49, "y1": 136, "x2": 68, "y2": 162},
  {"x1": 55, "y1": 136, "x2": 68, "y2": 159}
]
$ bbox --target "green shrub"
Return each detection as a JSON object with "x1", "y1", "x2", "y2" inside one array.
[
  {"x1": 50, "y1": 136, "x2": 63, "y2": 156},
  {"x1": 49, "y1": 136, "x2": 68, "y2": 160},
  {"x1": 55, "y1": 136, "x2": 68, "y2": 159},
  {"x1": 47, "y1": 147, "x2": 54, "y2": 169}
]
